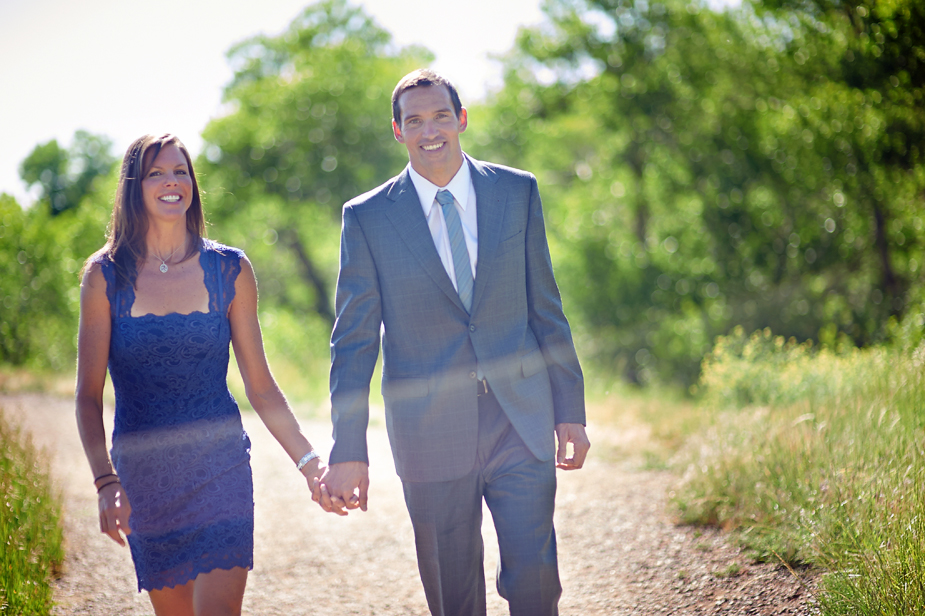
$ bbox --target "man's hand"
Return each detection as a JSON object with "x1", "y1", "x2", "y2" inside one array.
[
  {"x1": 554, "y1": 423, "x2": 590, "y2": 470},
  {"x1": 312, "y1": 461, "x2": 370, "y2": 516}
]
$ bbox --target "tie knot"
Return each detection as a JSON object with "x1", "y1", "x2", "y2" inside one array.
[{"x1": 436, "y1": 190, "x2": 455, "y2": 208}]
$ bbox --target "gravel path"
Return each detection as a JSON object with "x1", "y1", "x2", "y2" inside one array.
[{"x1": 5, "y1": 393, "x2": 818, "y2": 615}]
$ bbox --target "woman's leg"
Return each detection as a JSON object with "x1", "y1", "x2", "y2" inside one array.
[
  {"x1": 148, "y1": 579, "x2": 195, "y2": 616},
  {"x1": 193, "y1": 566, "x2": 248, "y2": 616},
  {"x1": 147, "y1": 567, "x2": 248, "y2": 616}
]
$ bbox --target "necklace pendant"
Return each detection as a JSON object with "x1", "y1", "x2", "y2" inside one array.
[{"x1": 159, "y1": 263, "x2": 169, "y2": 273}]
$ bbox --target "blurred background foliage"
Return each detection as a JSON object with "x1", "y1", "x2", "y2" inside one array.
[
  {"x1": 1, "y1": 0, "x2": 922, "y2": 394},
  {"x1": 468, "y1": 0, "x2": 924, "y2": 387}
]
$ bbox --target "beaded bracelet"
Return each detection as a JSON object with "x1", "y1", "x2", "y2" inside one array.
[{"x1": 96, "y1": 479, "x2": 121, "y2": 494}]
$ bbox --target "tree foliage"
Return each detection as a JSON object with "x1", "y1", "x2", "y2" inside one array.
[
  {"x1": 19, "y1": 131, "x2": 116, "y2": 215},
  {"x1": 0, "y1": 182, "x2": 111, "y2": 369},
  {"x1": 198, "y1": 0, "x2": 429, "y2": 324},
  {"x1": 3, "y1": 0, "x2": 922, "y2": 393},
  {"x1": 468, "y1": 0, "x2": 925, "y2": 386}
]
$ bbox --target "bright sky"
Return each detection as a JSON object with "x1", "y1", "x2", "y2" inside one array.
[{"x1": 0, "y1": 0, "x2": 545, "y2": 206}]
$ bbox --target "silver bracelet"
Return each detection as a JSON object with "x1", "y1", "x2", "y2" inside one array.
[{"x1": 296, "y1": 451, "x2": 320, "y2": 471}]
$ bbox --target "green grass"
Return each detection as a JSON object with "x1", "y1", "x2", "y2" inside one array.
[
  {"x1": 0, "y1": 408, "x2": 65, "y2": 615},
  {"x1": 668, "y1": 320, "x2": 925, "y2": 615}
]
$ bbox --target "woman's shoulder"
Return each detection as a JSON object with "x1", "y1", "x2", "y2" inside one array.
[
  {"x1": 83, "y1": 250, "x2": 115, "y2": 283},
  {"x1": 87, "y1": 249, "x2": 114, "y2": 267},
  {"x1": 82, "y1": 258, "x2": 107, "y2": 282},
  {"x1": 203, "y1": 239, "x2": 247, "y2": 262},
  {"x1": 80, "y1": 253, "x2": 112, "y2": 304},
  {"x1": 202, "y1": 240, "x2": 250, "y2": 300}
]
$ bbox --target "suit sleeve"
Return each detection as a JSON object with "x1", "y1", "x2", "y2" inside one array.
[
  {"x1": 523, "y1": 175, "x2": 586, "y2": 425},
  {"x1": 328, "y1": 205, "x2": 382, "y2": 465}
]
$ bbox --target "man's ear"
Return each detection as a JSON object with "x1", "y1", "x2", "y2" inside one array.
[
  {"x1": 392, "y1": 120, "x2": 405, "y2": 143},
  {"x1": 458, "y1": 107, "x2": 468, "y2": 133}
]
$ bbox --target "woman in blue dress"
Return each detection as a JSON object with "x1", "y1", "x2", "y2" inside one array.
[{"x1": 75, "y1": 133, "x2": 325, "y2": 615}]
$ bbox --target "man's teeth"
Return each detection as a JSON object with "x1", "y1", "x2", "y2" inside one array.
[
  {"x1": 423, "y1": 144, "x2": 442, "y2": 151},
  {"x1": 160, "y1": 195, "x2": 181, "y2": 202}
]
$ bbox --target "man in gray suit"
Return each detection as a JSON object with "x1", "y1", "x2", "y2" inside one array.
[{"x1": 314, "y1": 69, "x2": 590, "y2": 616}]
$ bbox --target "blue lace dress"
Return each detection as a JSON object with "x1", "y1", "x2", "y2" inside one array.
[{"x1": 100, "y1": 240, "x2": 254, "y2": 592}]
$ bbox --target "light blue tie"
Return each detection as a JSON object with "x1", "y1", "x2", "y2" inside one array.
[{"x1": 436, "y1": 189, "x2": 473, "y2": 312}]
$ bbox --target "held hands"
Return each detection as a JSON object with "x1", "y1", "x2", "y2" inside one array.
[
  {"x1": 97, "y1": 482, "x2": 132, "y2": 546},
  {"x1": 299, "y1": 455, "x2": 326, "y2": 493},
  {"x1": 555, "y1": 423, "x2": 591, "y2": 470},
  {"x1": 311, "y1": 461, "x2": 369, "y2": 516}
]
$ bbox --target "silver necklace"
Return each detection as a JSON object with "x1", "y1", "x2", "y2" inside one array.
[{"x1": 152, "y1": 246, "x2": 180, "y2": 273}]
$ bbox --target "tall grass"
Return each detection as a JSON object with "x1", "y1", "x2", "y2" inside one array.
[
  {"x1": 671, "y1": 320, "x2": 925, "y2": 614},
  {"x1": 0, "y1": 408, "x2": 65, "y2": 615}
]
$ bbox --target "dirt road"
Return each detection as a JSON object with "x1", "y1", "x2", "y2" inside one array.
[{"x1": 4, "y1": 393, "x2": 816, "y2": 615}]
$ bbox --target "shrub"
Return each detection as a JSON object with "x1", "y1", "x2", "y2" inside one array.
[
  {"x1": 672, "y1": 316, "x2": 925, "y2": 614},
  {"x1": 0, "y1": 409, "x2": 65, "y2": 614}
]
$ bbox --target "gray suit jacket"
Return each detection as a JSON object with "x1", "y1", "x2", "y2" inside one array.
[{"x1": 329, "y1": 154, "x2": 585, "y2": 483}]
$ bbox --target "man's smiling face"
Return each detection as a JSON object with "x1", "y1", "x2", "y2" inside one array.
[{"x1": 393, "y1": 85, "x2": 468, "y2": 186}]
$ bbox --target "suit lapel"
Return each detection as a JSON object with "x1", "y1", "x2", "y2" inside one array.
[
  {"x1": 384, "y1": 167, "x2": 467, "y2": 311},
  {"x1": 469, "y1": 155, "x2": 504, "y2": 314}
]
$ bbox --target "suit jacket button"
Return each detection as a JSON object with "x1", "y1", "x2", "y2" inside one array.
[
  {"x1": 469, "y1": 324, "x2": 476, "y2": 331},
  {"x1": 469, "y1": 371, "x2": 477, "y2": 379}
]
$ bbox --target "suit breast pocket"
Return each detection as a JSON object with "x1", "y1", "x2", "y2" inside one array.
[{"x1": 497, "y1": 229, "x2": 524, "y2": 256}]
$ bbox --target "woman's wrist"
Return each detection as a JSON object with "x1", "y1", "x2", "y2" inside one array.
[
  {"x1": 96, "y1": 478, "x2": 121, "y2": 493},
  {"x1": 297, "y1": 452, "x2": 324, "y2": 477},
  {"x1": 94, "y1": 470, "x2": 120, "y2": 493},
  {"x1": 94, "y1": 471, "x2": 117, "y2": 484},
  {"x1": 93, "y1": 471, "x2": 119, "y2": 492},
  {"x1": 296, "y1": 450, "x2": 320, "y2": 471}
]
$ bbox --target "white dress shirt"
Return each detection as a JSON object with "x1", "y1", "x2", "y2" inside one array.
[{"x1": 408, "y1": 159, "x2": 478, "y2": 290}]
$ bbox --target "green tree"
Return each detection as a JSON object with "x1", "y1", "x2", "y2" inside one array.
[
  {"x1": 749, "y1": 0, "x2": 925, "y2": 342},
  {"x1": 471, "y1": 0, "x2": 771, "y2": 384},
  {"x1": 470, "y1": 0, "x2": 924, "y2": 386},
  {"x1": 198, "y1": 0, "x2": 430, "y2": 324},
  {"x1": 0, "y1": 180, "x2": 112, "y2": 369},
  {"x1": 19, "y1": 130, "x2": 116, "y2": 215}
]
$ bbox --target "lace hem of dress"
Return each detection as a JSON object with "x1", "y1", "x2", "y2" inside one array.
[
  {"x1": 135, "y1": 552, "x2": 254, "y2": 592},
  {"x1": 128, "y1": 507, "x2": 255, "y2": 592}
]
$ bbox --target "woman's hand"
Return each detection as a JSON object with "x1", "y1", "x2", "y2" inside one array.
[
  {"x1": 98, "y1": 482, "x2": 132, "y2": 546},
  {"x1": 300, "y1": 456, "x2": 326, "y2": 494}
]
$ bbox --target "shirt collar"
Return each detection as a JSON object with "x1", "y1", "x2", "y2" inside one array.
[{"x1": 408, "y1": 156, "x2": 472, "y2": 217}]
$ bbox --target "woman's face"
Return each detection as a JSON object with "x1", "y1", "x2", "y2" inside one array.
[{"x1": 141, "y1": 143, "x2": 193, "y2": 224}]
